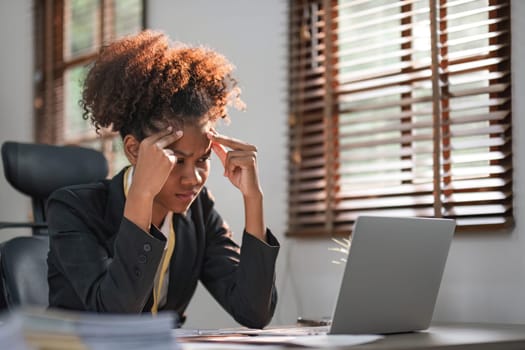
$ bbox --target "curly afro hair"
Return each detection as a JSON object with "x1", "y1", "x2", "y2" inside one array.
[{"x1": 81, "y1": 30, "x2": 245, "y2": 139}]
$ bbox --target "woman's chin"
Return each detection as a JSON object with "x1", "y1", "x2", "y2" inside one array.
[{"x1": 171, "y1": 200, "x2": 195, "y2": 214}]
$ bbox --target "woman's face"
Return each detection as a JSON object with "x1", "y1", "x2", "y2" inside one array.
[{"x1": 154, "y1": 119, "x2": 212, "y2": 214}]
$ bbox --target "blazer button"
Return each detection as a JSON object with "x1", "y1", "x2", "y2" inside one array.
[
  {"x1": 134, "y1": 267, "x2": 141, "y2": 277},
  {"x1": 138, "y1": 254, "x2": 147, "y2": 264},
  {"x1": 143, "y1": 243, "x2": 151, "y2": 252}
]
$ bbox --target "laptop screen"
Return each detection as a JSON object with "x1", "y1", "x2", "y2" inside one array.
[{"x1": 329, "y1": 216, "x2": 455, "y2": 334}]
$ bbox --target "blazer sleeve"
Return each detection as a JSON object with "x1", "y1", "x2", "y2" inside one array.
[
  {"x1": 199, "y1": 193, "x2": 280, "y2": 329},
  {"x1": 47, "y1": 188, "x2": 166, "y2": 313}
]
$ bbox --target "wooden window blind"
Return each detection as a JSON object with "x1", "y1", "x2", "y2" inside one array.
[
  {"x1": 34, "y1": 0, "x2": 145, "y2": 175},
  {"x1": 287, "y1": 0, "x2": 512, "y2": 236}
]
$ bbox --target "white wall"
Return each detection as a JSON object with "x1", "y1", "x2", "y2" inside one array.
[{"x1": 1, "y1": 0, "x2": 524, "y2": 329}]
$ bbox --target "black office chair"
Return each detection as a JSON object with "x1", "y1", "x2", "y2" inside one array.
[
  {"x1": 1, "y1": 141, "x2": 109, "y2": 235},
  {"x1": 1, "y1": 236, "x2": 50, "y2": 307},
  {"x1": 0, "y1": 141, "x2": 108, "y2": 309}
]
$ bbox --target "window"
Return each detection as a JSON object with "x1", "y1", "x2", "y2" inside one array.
[
  {"x1": 34, "y1": 0, "x2": 145, "y2": 175},
  {"x1": 287, "y1": 0, "x2": 512, "y2": 236}
]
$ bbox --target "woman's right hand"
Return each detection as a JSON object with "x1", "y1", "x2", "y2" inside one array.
[
  {"x1": 129, "y1": 127, "x2": 183, "y2": 199},
  {"x1": 124, "y1": 127, "x2": 183, "y2": 232}
]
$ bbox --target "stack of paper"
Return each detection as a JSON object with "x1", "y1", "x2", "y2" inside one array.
[
  {"x1": 0, "y1": 312, "x2": 32, "y2": 350},
  {"x1": 18, "y1": 308, "x2": 179, "y2": 350}
]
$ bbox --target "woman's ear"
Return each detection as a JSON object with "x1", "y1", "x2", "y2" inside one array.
[{"x1": 123, "y1": 134, "x2": 140, "y2": 165}]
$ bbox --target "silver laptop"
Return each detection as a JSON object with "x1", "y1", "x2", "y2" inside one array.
[{"x1": 329, "y1": 215, "x2": 455, "y2": 335}]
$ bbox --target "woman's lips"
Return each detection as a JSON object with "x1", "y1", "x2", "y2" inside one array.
[{"x1": 176, "y1": 191, "x2": 196, "y2": 202}]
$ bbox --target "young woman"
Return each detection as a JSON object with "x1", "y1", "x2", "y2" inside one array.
[{"x1": 46, "y1": 30, "x2": 279, "y2": 329}]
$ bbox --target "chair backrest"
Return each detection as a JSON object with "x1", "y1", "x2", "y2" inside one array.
[
  {"x1": 0, "y1": 142, "x2": 108, "y2": 310},
  {"x1": 1, "y1": 141, "x2": 108, "y2": 235},
  {"x1": 0, "y1": 236, "x2": 49, "y2": 308}
]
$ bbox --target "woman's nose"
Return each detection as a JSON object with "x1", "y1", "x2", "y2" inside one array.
[{"x1": 181, "y1": 166, "x2": 202, "y2": 186}]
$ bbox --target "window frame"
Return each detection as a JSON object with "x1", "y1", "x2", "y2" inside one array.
[
  {"x1": 287, "y1": 0, "x2": 513, "y2": 236},
  {"x1": 33, "y1": 0, "x2": 146, "y2": 175}
]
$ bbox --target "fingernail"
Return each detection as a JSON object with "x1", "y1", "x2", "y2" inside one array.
[
  {"x1": 206, "y1": 131, "x2": 214, "y2": 139},
  {"x1": 167, "y1": 126, "x2": 173, "y2": 132},
  {"x1": 176, "y1": 130, "x2": 183, "y2": 136}
]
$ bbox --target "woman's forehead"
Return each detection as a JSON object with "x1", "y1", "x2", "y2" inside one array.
[{"x1": 168, "y1": 122, "x2": 212, "y2": 156}]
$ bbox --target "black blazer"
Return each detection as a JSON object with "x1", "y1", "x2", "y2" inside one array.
[{"x1": 47, "y1": 168, "x2": 279, "y2": 328}]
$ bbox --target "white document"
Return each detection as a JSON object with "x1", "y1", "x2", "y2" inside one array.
[{"x1": 175, "y1": 327, "x2": 382, "y2": 348}]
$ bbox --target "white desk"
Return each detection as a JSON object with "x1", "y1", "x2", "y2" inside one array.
[
  {"x1": 178, "y1": 323, "x2": 525, "y2": 350},
  {"x1": 346, "y1": 323, "x2": 525, "y2": 350}
]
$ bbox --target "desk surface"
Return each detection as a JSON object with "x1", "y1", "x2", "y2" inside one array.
[
  {"x1": 347, "y1": 322, "x2": 525, "y2": 350},
  {"x1": 179, "y1": 323, "x2": 525, "y2": 350}
]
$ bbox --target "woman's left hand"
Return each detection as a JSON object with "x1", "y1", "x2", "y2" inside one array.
[
  {"x1": 208, "y1": 130, "x2": 266, "y2": 240},
  {"x1": 207, "y1": 130, "x2": 262, "y2": 199}
]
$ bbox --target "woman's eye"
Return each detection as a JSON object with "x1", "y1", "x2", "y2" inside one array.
[
  {"x1": 198, "y1": 156, "x2": 210, "y2": 163},
  {"x1": 176, "y1": 158, "x2": 185, "y2": 164}
]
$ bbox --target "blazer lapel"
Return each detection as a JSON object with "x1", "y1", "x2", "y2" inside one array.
[{"x1": 102, "y1": 167, "x2": 127, "y2": 244}]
